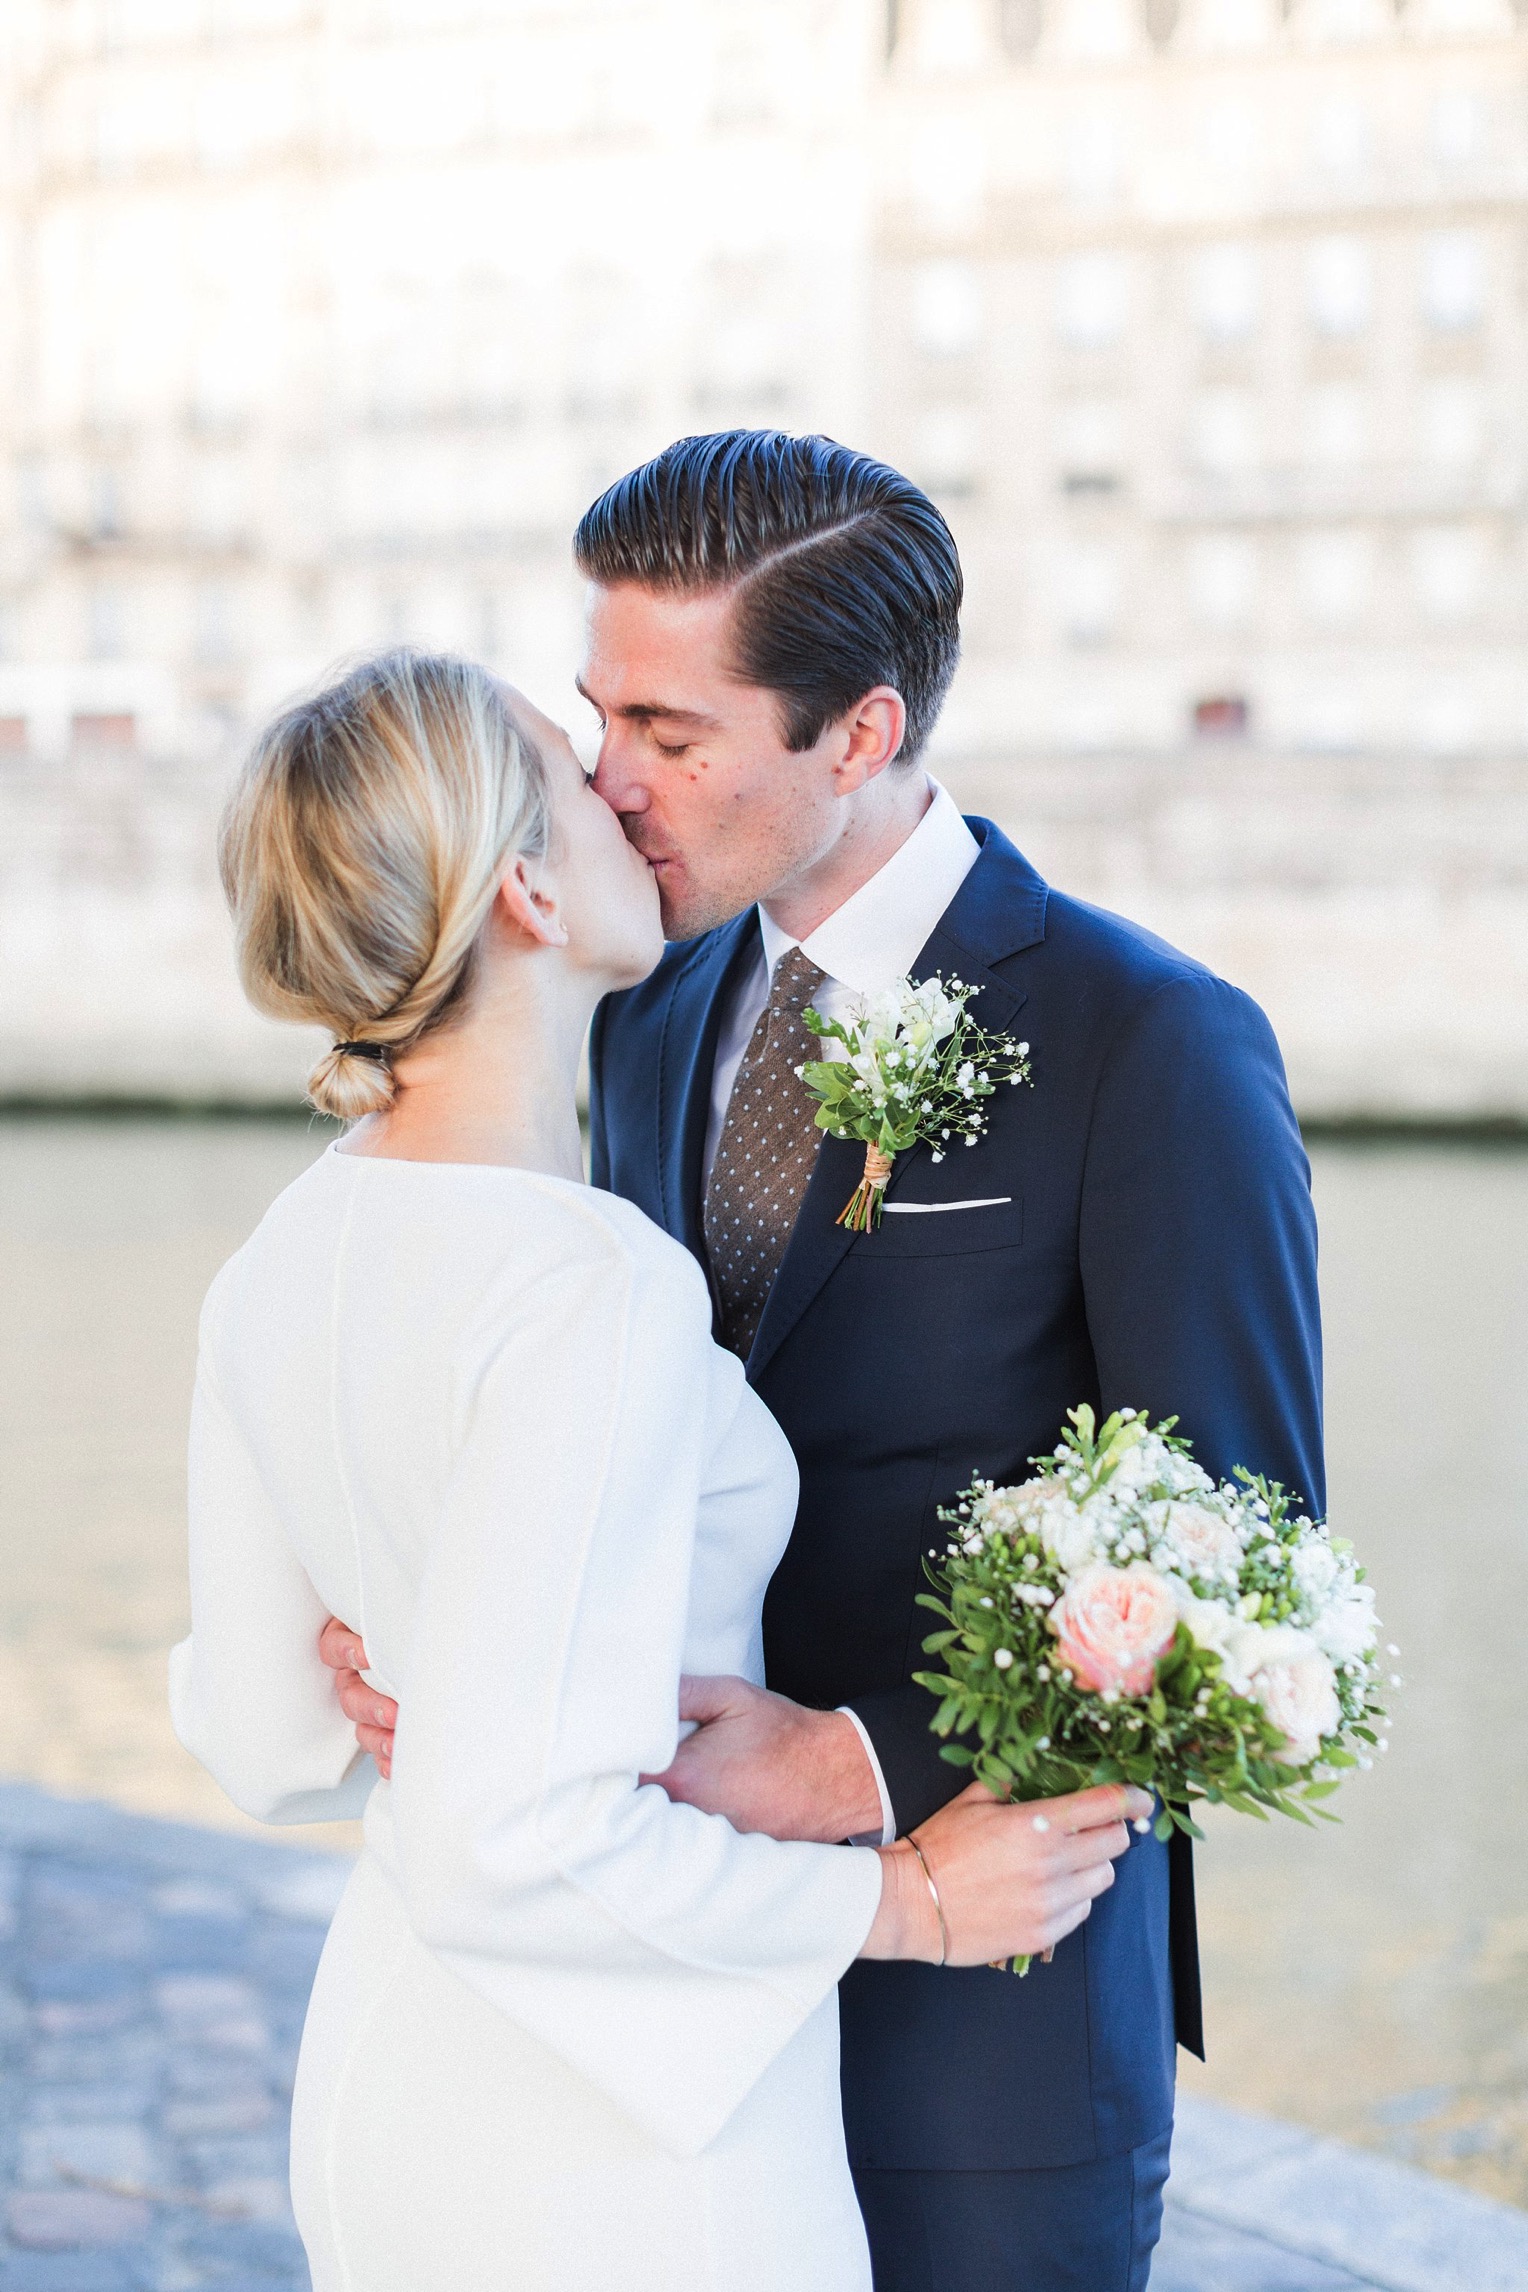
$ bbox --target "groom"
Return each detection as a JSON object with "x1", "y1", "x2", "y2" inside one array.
[{"x1": 330, "y1": 430, "x2": 1323, "y2": 2289}]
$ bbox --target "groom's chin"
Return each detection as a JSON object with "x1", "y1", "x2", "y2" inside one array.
[{"x1": 656, "y1": 875, "x2": 742, "y2": 946}]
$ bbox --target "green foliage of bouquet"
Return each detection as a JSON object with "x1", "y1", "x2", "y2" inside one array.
[
  {"x1": 798, "y1": 975, "x2": 1031, "y2": 1231},
  {"x1": 915, "y1": 1407, "x2": 1396, "y2": 1969}
]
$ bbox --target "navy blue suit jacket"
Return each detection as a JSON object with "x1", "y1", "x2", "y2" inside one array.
[{"x1": 589, "y1": 818, "x2": 1324, "y2": 2171}]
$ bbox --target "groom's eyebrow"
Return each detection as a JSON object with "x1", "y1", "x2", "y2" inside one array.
[{"x1": 574, "y1": 676, "x2": 720, "y2": 729}]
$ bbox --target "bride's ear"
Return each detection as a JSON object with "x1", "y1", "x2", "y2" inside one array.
[{"x1": 493, "y1": 855, "x2": 569, "y2": 949}]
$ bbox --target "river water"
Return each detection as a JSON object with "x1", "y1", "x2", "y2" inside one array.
[{"x1": 0, "y1": 1117, "x2": 1523, "y2": 2207}]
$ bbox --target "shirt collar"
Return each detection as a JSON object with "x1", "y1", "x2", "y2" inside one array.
[{"x1": 756, "y1": 782, "x2": 980, "y2": 994}]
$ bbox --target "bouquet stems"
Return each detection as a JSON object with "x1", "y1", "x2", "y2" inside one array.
[{"x1": 837, "y1": 1143, "x2": 894, "y2": 1231}]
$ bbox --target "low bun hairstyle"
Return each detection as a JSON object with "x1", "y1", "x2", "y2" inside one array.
[{"x1": 218, "y1": 650, "x2": 550, "y2": 1121}]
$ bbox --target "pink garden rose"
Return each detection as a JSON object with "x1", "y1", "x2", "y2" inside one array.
[{"x1": 1050, "y1": 1563, "x2": 1180, "y2": 1699}]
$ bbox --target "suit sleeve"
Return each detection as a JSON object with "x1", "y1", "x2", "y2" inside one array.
[
  {"x1": 847, "y1": 967, "x2": 1323, "y2": 1843},
  {"x1": 1078, "y1": 970, "x2": 1323, "y2": 1512}
]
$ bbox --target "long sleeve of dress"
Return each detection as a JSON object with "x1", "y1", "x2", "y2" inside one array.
[
  {"x1": 169, "y1": 1348, "x2": 377, "y2": 1827},
  {"x1": 387, "y1": 1234, "x2": 883, "y2": 2156}
]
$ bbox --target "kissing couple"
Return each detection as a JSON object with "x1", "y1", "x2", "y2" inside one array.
[{"x1": 172, "y1": 430, "x2": 1323, "y2": 2292}]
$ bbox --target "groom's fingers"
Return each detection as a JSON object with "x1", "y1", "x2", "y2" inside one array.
[{"x1": 675, "y1": 1673, "x2": 754, "y2": 1726}]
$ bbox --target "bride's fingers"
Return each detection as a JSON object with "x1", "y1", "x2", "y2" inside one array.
[
  {"x1": 1029, "y1": 1783, "x2": 1153, "y2": 1834},
  {"x1": 1048, "y1": 1821, "x2": 1132, "y2": 1872},
  {"x1": 355, "y1": 1722, "x2": 392, "y2": 1777},
  {"x1": 336, "y1": 1669, "x2": 397, "y2": 1731},
  {"x1": 319, "y1": 1618, "x2": 368, "y2": 1673}
]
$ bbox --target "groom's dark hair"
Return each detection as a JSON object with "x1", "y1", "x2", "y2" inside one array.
[{"x1": 573, "y1": 430, "x2": 962, "y2": 766}]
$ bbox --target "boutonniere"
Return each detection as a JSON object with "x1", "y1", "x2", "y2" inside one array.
[{"x1": 798, "y1": 975, "x2": 1032, "y2": 1232}]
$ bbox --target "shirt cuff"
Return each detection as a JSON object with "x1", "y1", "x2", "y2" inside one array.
[{"x1": 835, "y1": 1705, "x2": 896, "y2": 1848}]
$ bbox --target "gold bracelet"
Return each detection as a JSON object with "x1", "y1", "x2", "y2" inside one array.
[{"x1": 905, "y1": 1833, "x2": 949, "y2": 1967}]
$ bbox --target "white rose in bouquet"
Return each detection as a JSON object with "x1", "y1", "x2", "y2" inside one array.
[
  {"x1": 1238, "y1": 1626, "x2": 1343, "y2": 1766},
  {"x1": 1311, "y1": 1582, "x2": 1379, "y2": 1665},
  {"x1": 1154, "y1": 1501, "x2": 1244, "y2": 1588}
]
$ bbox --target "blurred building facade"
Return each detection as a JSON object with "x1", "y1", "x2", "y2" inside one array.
[{"x1": 0, "y1": 0, "x2": 1524, "y2": 1110}]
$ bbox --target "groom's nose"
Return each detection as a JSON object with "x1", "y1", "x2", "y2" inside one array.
[{"x1": 592, "y1": 730, "x2": 650, "y2": 816}]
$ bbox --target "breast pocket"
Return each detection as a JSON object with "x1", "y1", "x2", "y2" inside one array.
[{"x1": 854, "y1": 1194, "x2": 1025, "y2": 1258}]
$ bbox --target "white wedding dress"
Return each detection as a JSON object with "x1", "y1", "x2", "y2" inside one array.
[{"x1": 170, "y1": 1145, "x2": 880, "y2": 2292}]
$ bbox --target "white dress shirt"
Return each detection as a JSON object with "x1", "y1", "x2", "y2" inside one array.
[{"x1": 702, "y1": 781, "x2": 982, "y2": 1845}]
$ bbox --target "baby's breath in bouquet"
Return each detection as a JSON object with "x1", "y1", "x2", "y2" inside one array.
[
  {"x1": 915, "y1": 1406, "x2": 1396, "y2": 1970},
  {"x1": 798, "y1": 974, "x2": 1031, "y2": 1232}
]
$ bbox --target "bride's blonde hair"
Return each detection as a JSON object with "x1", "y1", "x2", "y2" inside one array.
[{"x1": 219, "y1": 649, "x2": 549, "y2": 1121}]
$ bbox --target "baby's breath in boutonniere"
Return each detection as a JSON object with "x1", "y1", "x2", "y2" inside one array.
[{"x1": 798, "y1": 975, "x2": 1032, "y2": 1232}]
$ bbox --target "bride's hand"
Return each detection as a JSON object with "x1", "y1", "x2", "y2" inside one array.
[
  {"x1": 318, "y1": 1617, "x2": 398, "y2": 1781},
  {"x1": 861, "y1": 1782, "x2": 1153, "y2": 1967}
]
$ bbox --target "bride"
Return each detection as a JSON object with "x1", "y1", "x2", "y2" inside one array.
[{"x1": 170, "y1": 649, "x2": 1145, "y2": 2292}]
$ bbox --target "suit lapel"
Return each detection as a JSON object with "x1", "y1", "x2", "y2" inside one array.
[
  {"x1": 655, "y1": 911, "x2": 760, "y2": 1263},
  {"x1": 747, "y1": 818, "x2": 1049, "y2": 1384}
]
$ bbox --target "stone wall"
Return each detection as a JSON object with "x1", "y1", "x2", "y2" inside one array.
[{"x1": 2, "y1": 748, "x2": 1524, "y2": 1120}]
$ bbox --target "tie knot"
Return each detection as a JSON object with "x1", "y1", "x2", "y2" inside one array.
[{"x1": 769, "y1": 946, "x2": 826, "y2": 1016}]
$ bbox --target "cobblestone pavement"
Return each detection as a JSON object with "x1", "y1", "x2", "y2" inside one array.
[
  {"x1": 3, "y1": 1781, "x2": 1526, "y2": 2292},
  {"x1": 0, "y1": 1784, "x2": 345, "y2": 2291}
]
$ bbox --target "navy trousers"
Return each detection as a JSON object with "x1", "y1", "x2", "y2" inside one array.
[{"x1": 852, "y1": 2127, "x2": 1172, "y2": 2292}]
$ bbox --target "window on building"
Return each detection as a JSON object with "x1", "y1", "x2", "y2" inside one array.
[
  {"x1": 1191, "y1": 244, "x2": 1259, "y2": 343},
  {"x1": 1308, "y1": 385, "x2": 1370, "y2": 469},
  {"x1": 1298, "y1": 532, "x2": 1373, "y2": 628},
  {"x1": 1410, "y1": 527, "x2": 1483, "y2": 623},
  {"x1": 910, "y1": 119, "x2": 986, "y2": 228},
  {"x1": 1418, "y1": 380, "x2": 1485, "y2": 467},
  {"x1": 71, "y1": 713, "x2": 137, "y2": 751},
  {"x1": 87, "y1": 589, "x2": 127, "y2": 661},
  {"x1": 1310, "y1": 99, "x2": 1370, "y2": 179},
  {"x1": 1306, "y1": 238, "x2": 1373, "y2": 338},
  {"x1": 1065, "y1": 115, "x2": 1121, "y2": 206},
  {"x1": 1143, "y1": 0, "x2": 1180, "y2": 48},
  {"x1": 1187, "y1": 535, "x2": 1258, "y2": 628},
  {"x1": 195, "y1": 580, "x2": 238, "y2": 663},
  {"x1": 1056, "y1": 397, "x2": 1125, "y2": 489},
  {"x1": 1063, "y1": 547, "x2": 1122, "y2": 644},
  {"x1": 911, "y1": 261, "x2": 982, "y2": 355},
  {"x1": 1055, "y1": 253, "x2": 1128, "y2": 349},
  {"x1": 913, "y1": 406, "x2": 980, "y2": 496},
  {"x1": 998, "y1": 0, "x2": 1045, "y2": 57},
  {"x1": 1192, "y1": 694, "x2": 1250, "y2": 739},
  {"x1": 1189, "y1": 391, "x2": 1259, "y2": 475},
  {"x1": 1422, "y1": 233, "x2": 1486, "y2": 333},
  {"x1": 914, "y1": 0, "x2": 990, "y2": 69},
  {"x1": 1431, "y1": 91, "x2": 1484, "y2": 171}
]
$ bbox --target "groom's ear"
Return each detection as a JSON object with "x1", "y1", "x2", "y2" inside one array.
[
  {"x1": 831, "y1": 686, "x2": 908, "y2": 794},
  {"x1": 493, "y1": 855, "x2": 570, "y2": 950}
]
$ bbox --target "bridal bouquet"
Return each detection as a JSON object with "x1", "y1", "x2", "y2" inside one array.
[
  {"x1": 798, "y1": 974, "x2": 1031, "y2": 1231},
  {"x1": 915, "y1": 1407, "x2": 1394, "y2": 1968}
]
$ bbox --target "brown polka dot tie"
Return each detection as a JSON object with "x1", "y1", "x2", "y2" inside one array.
[{"x1": 704, "y1": 946, "x2": 828, "y2": 1361}]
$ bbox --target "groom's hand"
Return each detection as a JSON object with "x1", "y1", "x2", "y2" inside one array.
[
  {"x1": 642, "y1": 1676, "x2": 883, "y2": 1844},
  {"x1": 319, "y1": 1618, "x2": 397, "y2": 1781}
]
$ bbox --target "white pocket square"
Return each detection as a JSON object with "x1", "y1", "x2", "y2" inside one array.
[{"x1": 880, "y1": 1196, "x2": 1014, "y2": 1215}]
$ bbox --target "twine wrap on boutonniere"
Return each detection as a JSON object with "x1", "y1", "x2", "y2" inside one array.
[{"x1": 797, "y1": 975, "x2": 1032, "y2": 1232}]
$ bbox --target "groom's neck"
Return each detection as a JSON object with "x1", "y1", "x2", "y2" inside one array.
[{"x1": 758, "y1": 768, "x2": 935, "y2": 944}]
